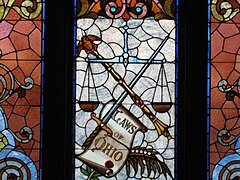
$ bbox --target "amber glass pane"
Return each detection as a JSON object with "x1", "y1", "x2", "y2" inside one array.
[
  {"x1": 208, "y1": 0, "x2": 240, "y2": 179},
  {"x1": 0, "y1": 0, "x2": 44, "y2": 179}
]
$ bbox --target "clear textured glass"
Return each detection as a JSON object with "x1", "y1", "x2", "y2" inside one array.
[{"x1": 74, "y1": 0, "x2": 177, "y2": 179}]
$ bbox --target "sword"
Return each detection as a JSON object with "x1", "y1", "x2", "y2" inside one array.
[{"x1": 77, "y1": 29, "x2": 174, "y2": 149}]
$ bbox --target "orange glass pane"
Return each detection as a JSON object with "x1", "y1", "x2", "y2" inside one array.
[
  {"x1": 208, "y1": 0, "x2": 240, "y2": 179},
  {"x1": 0, "y1": 0, "x2": 44, "y2": 179}
]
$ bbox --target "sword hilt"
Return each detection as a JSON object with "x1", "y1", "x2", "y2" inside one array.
[
  {"x1": 82, "y1": 125, "x2": 102, "y2": 150},
  {"x1": 91, "y1": 113, "x2": 112, "y2": 135},
  {"x1": 82, "y1": 113, "x2": 112, "y2": 150}
]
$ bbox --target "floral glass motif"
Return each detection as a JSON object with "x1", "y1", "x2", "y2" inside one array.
[
  {"x1": 74, "y1": 0, "x2": 176, "y2": 179},
  {"x1": 208, "y1": 0, "x2": 240, "y2": 179},
  {"x1": 0, "y1": 0, "x2": 44, "y2": 179}
]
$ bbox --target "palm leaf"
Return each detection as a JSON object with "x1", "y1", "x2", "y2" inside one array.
[
  {"x1": 129, "y1": 158, "x2": 138, "y2": 173},
  {"x1": 159, "y1": 161, "x2": 173, "y2": 178},
  {"x1": 133, "y1": 158, "x2": 138, "y2": 176},
  {"x1": 126, "y1": 160, "x2": 130, "y2": 176},
  {"x1": 155, "y1": 161, "x2": 162, "y2": 174},
  {"x1": 146, "y1": 159, "x2": 151, "y2": 176},
  {"x1": 150, "y1": 161, "x2": 157, "y2": 175},
  {"x1": 139, "y1": 158, "x2": 145, "y2": 174},
  {"x1": 126, "y1": 147, "x2": 173, "y2": 179}
]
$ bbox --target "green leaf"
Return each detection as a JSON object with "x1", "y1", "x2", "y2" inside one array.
[
  {"x1": 92, "y1": 178, "x2": 99, "y2": 180},
  {"x1": 164, "y1": 0, "x2": 175, "y2": 18},
  {"x1": 155, "y1": 12, "x2": 171, "y2": 20},
  {"x1": 77, "y1": 0, "x2": 89, "y2": 17},
  {"x1": 86, "y1": 166, "x2": 91, "y2": 173},
  {"x1": 92, "y1": 172, "x2": 102, "y2": 178},
  {"x1": 152, "y1": 150, "x2": 159, "y2": 155},
  {"x1": 80, "y1": 167, "x2": 89, "y2": 176}
]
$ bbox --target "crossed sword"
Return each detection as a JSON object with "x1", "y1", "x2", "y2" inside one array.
[{"x1": 77, "y1": 30, "x2": 173, "y2": 149}]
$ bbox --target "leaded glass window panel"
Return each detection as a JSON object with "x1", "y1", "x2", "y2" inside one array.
[
  {"x1": 74, "y1": 0, "x2": 177, "y2": 179},
  {"x1": 0, "y1": 0, "x2": 44, "y2": 179},
  {"x1": 208, "y1": 0, "x2": 240, "y2": 179}
]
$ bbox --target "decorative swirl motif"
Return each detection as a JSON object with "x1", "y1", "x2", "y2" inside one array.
[
  {"x1": 215, "y1": 78, "x2": 240, "y2": 179},
  {"x1": 218, "y1": 79, "x2": 237, "y2": 92},
  {"x1": 103, "y1": 0, "x2": 150, "y2": 20},
  {"x1": 104, "y1": 0, "x2": 127, "y2": 19},
  {"x1": 77, "y1": 0, "x2": 175, "y2": 20},
  {"x1": 0, "y1": 53, "x2": 34, "y2": 143},
  {"x1": 217, "y1": 129, "x2": 240, "y2": 146},
  {"x1": 213, "y1": 160, "x2": 240, "y2": 180},
  {"x1": 213, "y1": 135, "x2": 240, "y2": 179},
  {"x1": 0, "y1": 107, "x2": 37, "y2": 179},
  {"x1": 128, "y1": 1, "x2": 148, "y2": 19},
  {"x1": 12, "y1": 126, "x2": 33, "y2": 143},
  {"x1": 211, "y1": 0, "x2": 240, "y2": 22},
  {"x1": 0, "y1": 157, "x2": 37, "y2": 179},
  {"x1": 218, "y1": 78, "x2": 240, "y2": 101},
  {"x1": 0, "y1": 0, "x2": 42, "y2": 22},
  {"x1": 0, "y1": 63, "x2": 34, "y2": 104}
]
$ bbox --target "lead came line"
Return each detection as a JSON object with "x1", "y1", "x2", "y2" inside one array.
[{"x1": 78, "y1": 27, "x2": 174, "y2": 139}]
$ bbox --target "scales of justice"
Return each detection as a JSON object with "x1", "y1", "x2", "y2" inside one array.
[{"x1": 76, "y1": 23, "x2": 174, "y2": 177}]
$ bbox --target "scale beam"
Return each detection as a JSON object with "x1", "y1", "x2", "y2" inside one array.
[
  {"x1": 78, "y1": 29, "x2": 174, "y2": 145},
  {"x1": 86, "y1": 25, "x2": 167, "y2": 64}
]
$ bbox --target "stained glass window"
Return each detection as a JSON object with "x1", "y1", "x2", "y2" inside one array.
[
  {"x1": 208, "y1": 0, "x2": 240, "y2": 179},
  {"x1": 0, "y1": 0, "x2": 44, "y2": 179},
  {"x1": 74, "y1": 0, "x2": 177, "y2": 179}
]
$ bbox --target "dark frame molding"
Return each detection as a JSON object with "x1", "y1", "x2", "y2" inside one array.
[
  {"x1": 177, "y1": 0, "x2": 208, "y2": 179},
  {"x1": 43, "y1": 0, "x2": 74, "y2": 179}
]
